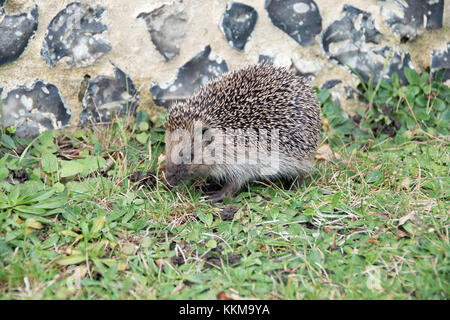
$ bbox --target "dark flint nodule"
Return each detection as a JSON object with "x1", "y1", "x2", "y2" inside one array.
[
  {"x1": 265, "y1": 0, "x2": 322, "y2": 46},
  {"x1": 137, "y1": 0, "x2": 187, "y2": 61},
  {"x1": 0, "y1": 5, "x2": 38, "y2": 67},
  {"x1": 383, "y1": 0, "x2": 444, "y2": 41},
  {"x1": 258, "y1": 54, "x2": 275, "y2": 64},
  {"x1": 41, "y1": 2, "x2": 111, "y2": 68},
  {"x1": 79, "y1": 61, "x2": 139, "y2": 126},
  {"x1": 321, "y1": 5, "x2": 381, "y2": 53},
  {"x1": 0, "y1": 81, "x2": 71, "y2": 138},
  {"x1": 321, "y1": 79, "x2": 342, "y2": 90},
  {"x1": 150, "y1": 45, "x2": 228, "y2": 108},
  {"x1": 322, "y1": 5, "x2": 412, "y2": 85},
  {"x1": 220, "y1": 2, "x2": 258, "y2": 51},
  {"x1": 431, "y1": 42, "x2": 449, "y2": 82}
]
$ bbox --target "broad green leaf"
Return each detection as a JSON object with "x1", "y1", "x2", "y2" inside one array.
[
  {"x1": 406, "y1": 117, "x2": 416, "y2": 130},
  {"x1": 392, "y1": 73, "x2": 399, "y2": 89},
  {"x1": 317, "y1": 89, "x2": 330, "y2": 104},
  {"x1": 0, "y1": 202, "x2": 11, "y2": 209},
  {"x1": 66, "y1": 181, "x2": 93, "y2": 194},
  {"x1": 432, "y1": 98, "x2": 446, "y2": 111},
  {"x1": 422, "y1": 84, "x2": 431, "y2": 95},
  {"x1": 54, "y1": 182, "x2": 65, "y2": 193},
  {"x1": 15, "y1": 205, "x2": 47, "y2": 215},
  {"x1": 94, "y1": 143, "x2": 103, "y2": 156},
  {"x1": 91, "y1": 215, "x2": 106, "y2": 234},
  {"x1": 42, "y1": 235, "x2": 60, "y2": 249},
  {"x1": 7, "y1": 185, "x2": 20, "y2": 204},
  {"x1": 197, "y1": 212, "x2": 213, "y2": 227},
  {"x1": 60, "y1": 156, "x2": 106, "y2": 178},
  {"x1": 35, "y1": 130, "x2": 59, "y2": 155},
  {"x1": 415, "y1": 95, "x2": 428, "y2": 107},
  {"x1": 4, "y1": 230, "x2": 23, "y2": 242},
  {"x1": 207, "y1": 239, "x2": 217, "y2": 248},
  {"x1": 379, "y1": 80, "x2": 392, "y2": 91},
  {"x1": 107, "y1": 210, "x2": 127, "y2": 222},
  {"x1": 136, "y1": 132, "x2": 148, "y2": 144},
  {"x1": 1, "y1": 135, "x2": 16, "y2": 149},
  {"x1": 33, "y1": 196, "x2": 67, "y2": 209},
  {"x1": 331, "y1": 192, "x2": 341, "y2": 208},
  {"x1": 415, "y1": 110, "x2": 430, "y2": 121},
  {"x1": 23, "y1": 189, "x2": 56, "y2": 203},
  {"x1": 136, "y1": 110, "x2": 150, "y2": 125},
  {"x1": 139, "y1": 121, "x2": 149, "y2": 132},
  {"x1": 366, "y1": 171, "x2": 383, "y2": 184},
  {"x1": 59, "y1": 230, "x2": 79, "y2": 237},
  {"x1": 419, "y1": 72, "x2": 429, "y2": 88},
  {"x1": 25, "y1": 217, "x2": 43, "y2": 229},
  {"x1": 20, "y1": 181, "x2": 45, "y2": 199},
  {"x1": 60, "y1": 160, "x2": 85, "y2": 178},
  {"x1": 56, "y1": 254, "x2": 86, "y2": 266},
  {"x1": 406, "y1": 86, "x2": 420, "y2": 97},
  {"x1": 41, "y1": 153, "x2": 58, "y2": 173},
  {"x1": 0, "y1": 167, "x2": 8, "y2": 180},
  {"x1": 404, "y1": 67, "x2": 419, "y2": 86},
  {"x1": 79, "y1": 156, "x2": 106, "y2": 177},
  {"x1": 74, "y1": 129, "x2": 85, "y2": 139}
]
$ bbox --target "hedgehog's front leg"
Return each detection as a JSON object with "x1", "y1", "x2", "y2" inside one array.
[{"x1": 207, "y1": 181, "x2": 239, "y2": 203}]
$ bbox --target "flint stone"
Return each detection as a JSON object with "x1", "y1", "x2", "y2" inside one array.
[
  {"x1": 322, "y1": 5, "x2": 413, "y2": 84},
  {"x1": 150, "y1": 45, "x2": 228, "y2": 108},
  {"x1": 220, "y1": 2, "x2": 258, "y2": 51},
  {"x1": 265, "y1": 0, "x2": 322, "y2": 46},
  {"x1": 321, "y1": 79, "x2": 342, "y2": 90},
  {"x1": 257, "y1": 53, "x2": 318, "y2": 80},
  {"x1": 0, "y1": 81, "x2": 71, "y2": 138},
  {"x1": 0, "y1": 5, "x2": 38, "y2": 67},
  {"x1": 431, "y1": 42, "x2": 450, "y2": 82},
  {"x1": 382, "y1": 0, "x2": 444, "y2": 42},
  {"x1": 41, "y1": 2, "x2": 111, "y2": 68},
  {"x1": 323, "y1": 79, "x2": 368, "y2": 115},
  {"x1": 257, "y1": 52, "x2": 294, "y2": 68},
  {"x1": 289, "y1": 59, "x2": 322, "y2": 82},
  {"x1": 137, "y1": 0, "x2": 187, "y2": 61},
  {"x1": 258, "y1": 54, "x2": 275, "y2": 64},
  {"x1": 79, "y1": 61, "x2": 139, "y2": 126}
]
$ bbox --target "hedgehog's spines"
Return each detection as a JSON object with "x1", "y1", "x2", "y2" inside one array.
[{"x1": 166, "y1": 63, "x2": 321, "y2": 186}]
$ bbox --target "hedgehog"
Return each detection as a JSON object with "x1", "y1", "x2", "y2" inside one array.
[{"x1": 164, "y1": 63, "x2": 321, "y2": 203}]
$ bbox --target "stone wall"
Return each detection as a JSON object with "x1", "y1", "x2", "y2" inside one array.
[{"x1": 0, "y1": 0, "x2": 448, "y2": 138}]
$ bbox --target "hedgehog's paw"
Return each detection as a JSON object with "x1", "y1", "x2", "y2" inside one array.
[{"x1": 202, "y1": 181, "x2": 239, "y2": 204}]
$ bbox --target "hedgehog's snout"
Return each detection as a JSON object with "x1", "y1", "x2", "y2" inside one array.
[{"x1": 165, "y1": 163, "x2": 188, "y2": 188}]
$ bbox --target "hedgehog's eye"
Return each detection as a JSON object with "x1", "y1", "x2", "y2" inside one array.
[
  {"x1": 201, "y1": 128, "x2": 214, "y2": 147},
  {"x1": 178, "y1": 149, "x2": 192, "y2": 164}
]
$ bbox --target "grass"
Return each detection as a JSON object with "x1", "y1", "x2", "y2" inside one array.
[
  {"x1": 0, "y1": 110, "x2": 448, "y2": 300},
  {"x1": 0, "y1": 65, "x2": 449, "y2": 299}
]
